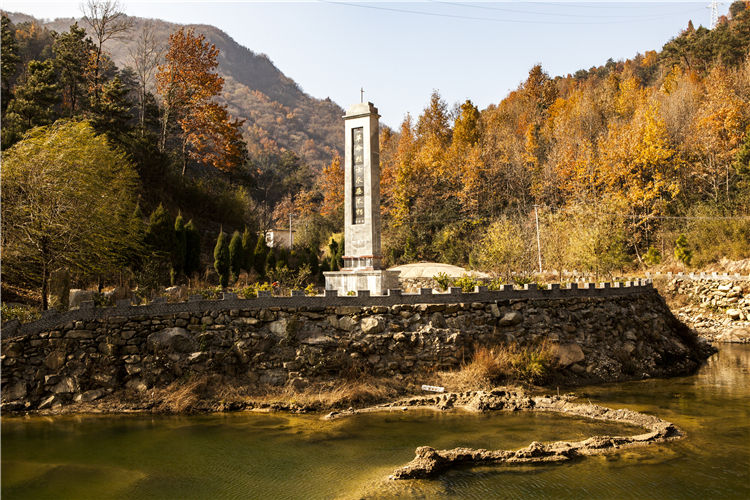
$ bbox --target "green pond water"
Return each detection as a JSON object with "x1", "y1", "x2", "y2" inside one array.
[{"x1": 2, "y1": 345, "x2": 749, "y2": 500}]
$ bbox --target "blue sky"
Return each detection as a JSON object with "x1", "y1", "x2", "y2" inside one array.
[{"x1": 1, "y1": 1, "x2": 727, "y2": 127}]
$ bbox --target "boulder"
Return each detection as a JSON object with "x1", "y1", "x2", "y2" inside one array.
[
  {"x1": 726, "y1": 309, "x2": 742, "y2": 320},
  {"x1": 2, "y1": 381, "x2": 28, "y2": 401},
  {"x1": 361, "y1": 316, "x2": 385, "y2": 334},
  {"x1": 553, "y1": 344, "x2": 585, "y2": 367},
  {"x1": 104, "y1": 286, "x2": 129, "y2": 301},
  {"x1": 429, "y1": 312, "x2": 447, "y2": 328},
  {"x1": 74, "y1": 389, "x2": 106, "y2": 403},
  {"x1": 259, "y1": 369, "x2": 286, "y2": 386},
  {"x1": 38, "y1": 395, "x2": 64, "y2": 410},
  {"x1": 52, "y1": 376, "x2": 79, "y2": 394},
  {"x1": 715, "y1": 327, "x2": 750, "y2": 343},
  {"x1": 69, "y1": 289, "x2": 96, "y2": 308},
  {"x1": 338, "y1": 316, "x2": 358, "y2": 332},
  {"x1": 165, "y1": 286, "x2": 187, "y2": 301},
  {"x1": 48, "y1": 268, "x2": 70, "y2": 311},
  {"x1": 91, "y1": 373, "x2": 115, "y2": 389},
  {"x1": 45, "y1": 351, "x2": 67, "y2": 370},
  {"x1": 497, "y1": 311, "x2": 523, "y2": 327},
  {"x1": 125, "y1": 378, "x2": 148, "y2": 392},
  {"x1": 146, "y1": 328, "x2": 195, "y2": 353}
]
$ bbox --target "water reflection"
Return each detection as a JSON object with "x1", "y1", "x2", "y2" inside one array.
[{"x1": 2, "y1": 346, "x2": 749, "y2": 500}]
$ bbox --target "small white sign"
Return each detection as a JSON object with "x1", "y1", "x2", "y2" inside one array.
[{"x1": 421, "y1": 385, "x2": 445, "y2": 393}]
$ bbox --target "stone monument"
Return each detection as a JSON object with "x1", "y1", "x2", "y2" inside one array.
[{"x1": 324, "y1": 102, "x2": 400, "y2": 295}]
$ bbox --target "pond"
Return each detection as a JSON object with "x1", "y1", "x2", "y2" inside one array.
[{"x1": 2, "y1": 345, "x2": 749, "y2": 500}]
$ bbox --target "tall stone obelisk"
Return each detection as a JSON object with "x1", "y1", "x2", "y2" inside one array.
[{"x1": 324, "y1": 102, "x2": 400, "y2": 295}]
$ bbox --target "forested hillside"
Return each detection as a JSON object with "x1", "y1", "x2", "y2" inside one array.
[
  {"x1": 352, "y1": 1, "x2": 749, "y2": 278},
  {"x1": 3, "y1": 12, "x2": 344, "y2": 170}
]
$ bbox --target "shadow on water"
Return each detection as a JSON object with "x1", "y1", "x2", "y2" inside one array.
[{"x1": 2, "y1": 345, "x2": 749, "y2": 500}]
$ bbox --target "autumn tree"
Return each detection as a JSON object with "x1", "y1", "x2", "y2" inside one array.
[
  {"x1": 127, "y1": 19, "x2": 164, "y2": 132},
  {"x1": 319, "y1": 154, "x2": 344, "y2": 223},
  {"x1": 1, "y1": 120, "x2": 141, "y2": 309},
  {"x1": 156, "y1": 27, "x2": 247, "y2": 174},
  {"x1": 80, "y1": 0, "x2": 134, "y2": 103}
]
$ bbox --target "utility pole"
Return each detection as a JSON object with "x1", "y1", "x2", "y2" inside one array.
[
  {"x1": 534, "y1": 205, "x2": 542, "y2": 274},
  {"x1": 289, "y1": 212, "x2": 293, "y2": 249}
]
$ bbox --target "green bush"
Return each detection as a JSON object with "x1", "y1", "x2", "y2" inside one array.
[
  {"x1": 433, "y1": 272, "x2": 451, "y2": 291},
  {"x1": 1, "y1": 304, "x2": 41, "y2": 324},
  {"x1": 453, "y1": 275, "x2": 479, "y2": 292}
]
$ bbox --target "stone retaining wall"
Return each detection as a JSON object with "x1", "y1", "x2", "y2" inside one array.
[{"x1": 0, "y1": 281, "x2": 710, "y2": 411}]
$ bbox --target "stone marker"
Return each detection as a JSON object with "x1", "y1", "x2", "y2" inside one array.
[
  {"x1": 324, "y1": 102, "x2": 400, "y2": 295},
  {"x1": 48, "y1": 268, "x2": 70, "y2": 311}
]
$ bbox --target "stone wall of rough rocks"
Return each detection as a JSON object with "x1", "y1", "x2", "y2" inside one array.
[
  {"x1": 0, "y1": 283, "x2": 711, "y2": 411},
  {"x1": 660, "y1": 278, "x2": 750, "y2": 343}
]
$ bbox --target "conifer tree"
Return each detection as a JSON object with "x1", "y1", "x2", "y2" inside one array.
[
  {"x1": 171, "y1": 213, "x2": 186, "y2": 285},
  {"x1": 241, "y1": 228, "x2": 255, "y2": 273},
  {"x1": 184, "y1": 219, "x2": 201, "y2": 277},
  {"x1": 266, "y1": 249, "x2": 277, "y2": 272},
  {"x1": 1, "y1": 15, "x2": 20, "y2": 118},
  {"x1": 145, "y1": 203, "x2": 176, "y2": 286},
  {"x1": 214, "y1": 231, "x2": 230, "y2": 288},
  {"x1": 674, "y1": 234, "x2": 692, "y2": 271},
  {"x1": 228, "y1": 230, "x2": 243, "y2": 282},
  {"x1": 309, "y1": 249, "x2": 319, "y2": 276},
  {"x1": 278, "y1": 247, "x2": 289, "y2": 269},
  {"x1": 2, "y1": 60, "x2": 59, "y2": 148},
  {"x1": 253, "y1": 235, "x2": 268, "y2": 279}
]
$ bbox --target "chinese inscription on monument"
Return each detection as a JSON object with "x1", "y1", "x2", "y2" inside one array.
[{"x1": 353, "y1": 127, "x2": 365, "y2": 224}]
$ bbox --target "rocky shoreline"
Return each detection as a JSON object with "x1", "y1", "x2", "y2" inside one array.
[
  {"x1": 324, "y1": 388, "x2": 682, "y2": 480},
  {"x1": 659, "y1": 278, "x2": 750, "y2": 344}
]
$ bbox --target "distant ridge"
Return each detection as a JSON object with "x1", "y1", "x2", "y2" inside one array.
[{"x1": 5, "y1": 12, "x2": 345, "y2": 170}]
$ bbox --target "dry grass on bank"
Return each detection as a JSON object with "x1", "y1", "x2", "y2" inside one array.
[
  {"x1": 124, "y1": 343, "x2": 559, "y2": 413},
  {"x1": 441, "y1": 343, "x2": 558, "y2": 392}
]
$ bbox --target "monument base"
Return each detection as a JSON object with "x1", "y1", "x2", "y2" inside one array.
[{"x1": 324, "y1": 270, "x2": 400, "y2": 296}]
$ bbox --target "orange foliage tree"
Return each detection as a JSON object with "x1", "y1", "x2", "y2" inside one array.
[{"x1": 156, "y1": 27, "x2": 246, "y2": 174}]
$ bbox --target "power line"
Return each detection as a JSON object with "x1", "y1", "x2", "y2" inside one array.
[
  {"x1": 320, "y1": 0, "x2": 705, "y2": 25},
  {"x1": 427, "y1": 0, "x2": 702, "y2": 20}
]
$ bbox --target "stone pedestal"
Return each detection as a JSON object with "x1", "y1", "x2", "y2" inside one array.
[{"x1": 324, "y1": 270, "x2": 400, "y2": 296}]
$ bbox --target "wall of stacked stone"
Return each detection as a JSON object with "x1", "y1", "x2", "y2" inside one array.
[
  {"x1": 1, "y1": 281, "x2": 707, "y2": 411},
  {"x1": 2, "y1": 281, "x2": 653, "y2": 340},
  {"x1": 647, "y1": 271, "x2": 750, "y2": 282}
]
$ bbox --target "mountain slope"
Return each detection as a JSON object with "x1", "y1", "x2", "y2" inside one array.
[{"x1": 7, "y1": 13, "x2": 344, "y2": 170}]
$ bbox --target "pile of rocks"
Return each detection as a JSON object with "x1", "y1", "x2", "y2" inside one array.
[{"x1": 663, "y1": 279, "x2": 750, "y2": 343}]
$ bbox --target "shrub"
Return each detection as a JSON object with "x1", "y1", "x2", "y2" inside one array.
[
  {"x1": 644, "y1": 246, "x2": 662, "y2": 266},
  {"x1": 453, "y1": 275, "x2": 479, "y2": 292},
  {"x1": 1, "y1": 304, "x2": 41, "y2": 324},
  {"x1": 433, "y1": 272, "x2": 451, "y2": 291}
]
